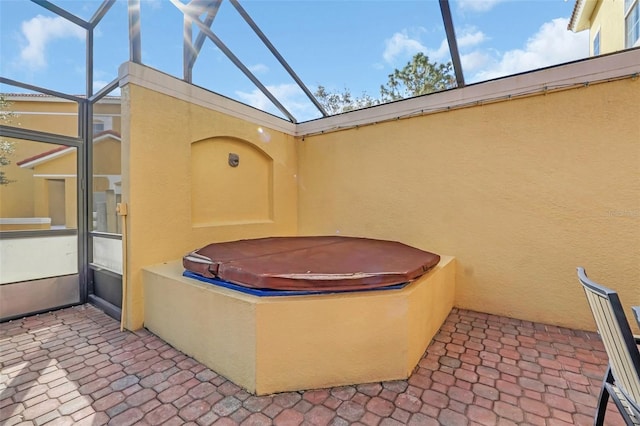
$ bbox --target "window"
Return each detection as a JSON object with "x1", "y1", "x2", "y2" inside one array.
[
  {"x1": 626, "y1": 0, "x2": 640, "y2": 48},
  {"x1": 92, "y1": 115, "x2": 113, "y2": 135},
  {"x1": 93, "y1": 121, "x2": 105, "y2": 134},
  {"x1": 593, "y1": 30, "x2": 600, "y2": 56}
]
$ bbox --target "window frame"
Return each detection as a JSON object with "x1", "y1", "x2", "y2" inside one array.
[
  {"x1": 92, "y1": 115, "x2": 113, "y2": 135},
  {"x1": 625, "y1": 0, "x2": 640, "y2": 49}
]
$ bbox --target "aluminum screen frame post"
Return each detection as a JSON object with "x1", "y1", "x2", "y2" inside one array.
[
  {"x1": 439, "y1": 0, "x2": 465, "y2": 88},
  {"x1": 229, "y1": 0, "x2": 329, "y2": 118},
  {"x1": 170, "y1": 0, "x2": 297, "y2": 123},
  {"x1": 184, "y1": 0, "x2": 222, "y2": 83},
  {"x1": 129, "y1": 0, "x2": 142, "y2": 64}
]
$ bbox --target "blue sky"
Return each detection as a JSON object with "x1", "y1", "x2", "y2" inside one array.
[{"x1": 0, "y1": 0, "x2": 589, "y2": 121}]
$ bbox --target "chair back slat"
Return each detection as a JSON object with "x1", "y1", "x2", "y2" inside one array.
[{"x1": 578, "y1": 268, "x2": 640, "y2": 405}]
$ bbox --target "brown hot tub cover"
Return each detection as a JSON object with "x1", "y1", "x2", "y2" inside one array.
[{"x1": 183, "y1": 236, "x2": 440, "y2": 292}]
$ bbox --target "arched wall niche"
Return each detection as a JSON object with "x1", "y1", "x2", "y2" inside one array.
[{"x1": 191, "y1": 136, "x2": 273, "y2": 226}]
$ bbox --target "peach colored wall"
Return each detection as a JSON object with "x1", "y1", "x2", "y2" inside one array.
[{"x1": 297, "y1": 78, "x2": 640, "y2": 332}]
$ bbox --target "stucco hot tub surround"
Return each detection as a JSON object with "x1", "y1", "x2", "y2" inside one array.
[{"x1": 143, "y1": 254, "x2": 455, "y2": 395}]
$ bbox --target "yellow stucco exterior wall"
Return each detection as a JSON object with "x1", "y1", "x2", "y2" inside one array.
[
  {"x1": 0, "y1": 139, "x2": 43, "y2": 218},
  {"x1": 8, "y1": 98, "x2": 79, "y2": 137},
  {"x1": 589, "y1": 0, "x2": 625, "y2": 54},
  {"x1": 143, "y1": 256, "x2": 455, "y2": 395},
  {"x1": 296, "y1": 78, "x2": 640, "y2": 332},
  {"x1": 121, "y1": 84, "x2": 298, "y2": 329}
]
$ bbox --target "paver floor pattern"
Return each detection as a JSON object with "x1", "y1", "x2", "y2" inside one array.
[{"x1": 0, "y1": 305, "x2": 626, "y2": 425}]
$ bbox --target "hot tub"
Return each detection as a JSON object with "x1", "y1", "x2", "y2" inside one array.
[
  {"x1": 182, "y1": 236, "x2": 441, "y2": 293},
  {"x1": 143, "y1": 236, "x2": 455, "y2": 395}
]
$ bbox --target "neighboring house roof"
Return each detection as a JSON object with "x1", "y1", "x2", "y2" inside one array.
[
  {"x1": 1, "y1": 93, "x2": 121, "y2": 102},
  {"x1": 568, "y1": 0, "x2": 598, "y2": 32},
  {"x1": 17, "y1": 130, "x2": 121, "y2": 169}
]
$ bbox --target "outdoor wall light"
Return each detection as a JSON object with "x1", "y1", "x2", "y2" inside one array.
[{"x1": 228, "y1": 153, "x2": 239, "y2": 167}]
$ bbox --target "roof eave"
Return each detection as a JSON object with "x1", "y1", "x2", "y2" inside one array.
[
  {"x1": 568, "y1": 0, "x2": 598, "y2": 33},
  {"x1": 18, "y1": 131, "x2": 121, "y2": 169}
]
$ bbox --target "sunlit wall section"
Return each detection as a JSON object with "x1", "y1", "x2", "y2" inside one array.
[
  {"x1": 296, "y1": 52, "x2": 640, "y2": 332},
  {"x1": 119, "y1": 63, "x2": 298, "y2": 330},
  {"x1": 589, "y1": 0, "x2": 626, "y2": 55},
  {"x1": 191, "y1": 136, "x2": 273, "y2": 226}
]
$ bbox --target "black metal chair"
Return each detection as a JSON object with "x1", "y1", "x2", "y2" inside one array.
[
  {"x1": 633, "y1": 306, "x2": 640, "y2": 330},
  {"x1": 577, "y1": 267, "x2": 640, "y2": 425}
]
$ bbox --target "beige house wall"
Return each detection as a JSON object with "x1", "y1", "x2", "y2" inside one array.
[
  {"x1": 296, "y1": 78, "x2": 640, "y2": 332},
  {"x1": 589, "y1": 0, "x2": 625, "y2": 54},
  {"x1": 0, "y1": 138, "x2": 39, "y2": 218},
  {"x1": 8, "y1": 98, "x2": 78, "y2": 137},
  {"x1": 0, "y1": 97, "x2": 121, "y2": 220}
]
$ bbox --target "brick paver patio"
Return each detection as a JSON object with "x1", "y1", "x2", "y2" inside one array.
[{"x1": 0, "y1": 304, "x2": 626, "y2": 425}]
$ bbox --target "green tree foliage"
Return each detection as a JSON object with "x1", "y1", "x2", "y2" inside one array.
[
  {"x1": 0, "y1": 95, "x2": 17, "y2": 186},
  {"x1": 379, "y1": 53, "x2": 455, "y2": 102},
  {"x1": 314, "y1": 53, "x2": 456, "y2": 115},
  {"x1": 314, "y1": 85, "x2": 377, "y2": 115}
]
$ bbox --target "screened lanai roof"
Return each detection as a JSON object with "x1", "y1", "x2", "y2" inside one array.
[{"x1": 0, "y1": 0, "x2": 596, "y2": 123}]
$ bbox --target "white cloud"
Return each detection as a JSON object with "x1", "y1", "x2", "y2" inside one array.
[
  {"x1": 249, "y1": 63, "x2": 269, "y2": 74},
  {"x1": 461, "y1": 51, "x2": 492, "y2": 72},
  {"x1": 383, "y1": 30, "x2": 451, "y2": 65},
  {"x1": 470, "y1": 18, "x2": 589, "y2": 82},
  {"x1": 457, "y1": 0, "x2": 505, "y2": 12},
  {"x1": 383, "y1": 31, "x2": 426, "y2": 64},
  {"x1": 19, "y1": 15, "x2": 84, "y2": 70},
  {"x1": 457, "y1": 28, "x2": 487, "y2": 48},
  {"x1": 427, "y1": 39, "x2": 451, "y2": 62},
  {"x1": 235, "y1": 83, "x2": 320, "y2": 122}
]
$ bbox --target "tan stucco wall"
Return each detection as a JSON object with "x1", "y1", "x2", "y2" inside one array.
[
  {"x1": 9, "y1": 99, "x2": 78, "y2": 137},
  {"x1": 0, "y1": 139, "x2": 41, "y2": 218},
  {"x1": 93, "y1": 139, "x2": 122, "y2": 175},
  {"x1": 122, "y1": 84, "x2": 298, "y2": 329},
  {"x1": 143, "y1": 262, "x2": 257, "y2": 391},
  {"x1": 589, "y1": 0, "x2": 625, "y2": 54},
  {"x1": 297, "y1": 78, "x2": 640, "y2": 332},
  {"x1": 191, "y1": 137, "x2": 273, "y2": 225},
  {"x1": 143, "y1": 256, "x2": 454, "y2": 395}
]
